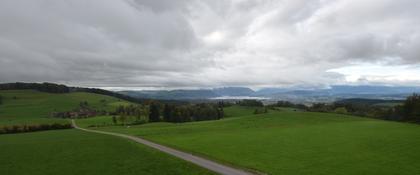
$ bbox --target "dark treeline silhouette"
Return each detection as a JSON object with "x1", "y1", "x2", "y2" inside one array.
[
  {"x1": 111, "y1": 105, "x2": 148, "y2": 125},
  {"x1": 112, "y1": 101, "x2": 224, "y2": 124},
  {"x1": 72, "y1": 87, "x2": 146, "y2": 104},
  {"x1": 162, "y1": 102, "x2": 224, "y2": 122},
  {"x1": 269, "y1": 101, "x2": 308, "y2": 110},
  {"x1": 0, "y1": 123, "x2": 72, "y2": 135},
  {"x1": 0, "y1": 82, "x2": 186, "y2": 105},
  {"x1": 401, "y1": 94, "x2": 420, "y2": 122},
  {"x1": 308, "y1": 94, "x2": 420, "y2": 123},
  {"x1": 0, "y1": 82, "x2": 70, "y2": 93},
  {"x1": 237, "y1": 99, "x2": 264, "y2": 107}
]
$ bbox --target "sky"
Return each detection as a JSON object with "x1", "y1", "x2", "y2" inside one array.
[{"x1": 0, "y1": 0, "x2": 420, "y2": 89}]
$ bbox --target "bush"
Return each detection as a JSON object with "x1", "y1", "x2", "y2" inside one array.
[{"x1": 334, "y1": 107, "x2": 348, "y2": 114}]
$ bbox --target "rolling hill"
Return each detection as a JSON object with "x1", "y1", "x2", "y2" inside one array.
[
  {"x1": 0, "y1": 90, "x2": 132, "y2": 126},
  {"x1": 79, "y1": 106, "x2": 420, "y2": 175},
  {"x1": 0, "y1": 89, "x2": 216, "y2": 175}
]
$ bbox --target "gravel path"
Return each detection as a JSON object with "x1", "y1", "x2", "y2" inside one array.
[{"x1": 71, "y1": 120, "x2": 256, "y2": 175}]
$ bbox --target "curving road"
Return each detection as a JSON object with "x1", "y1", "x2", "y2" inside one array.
[{"x1": 71, "y1": 120, "x2": 256, "y2": 175}]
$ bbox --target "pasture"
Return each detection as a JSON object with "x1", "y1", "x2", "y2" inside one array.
[
  {"x1": 85, "y1": 106, "x2": 420, "y2": 175},
  {"x1": 0, "y1": 90, "x2": 131, "y2": 126},
  {"x1": 0, "y1": 129, "x2": 214, "y2": 175}
]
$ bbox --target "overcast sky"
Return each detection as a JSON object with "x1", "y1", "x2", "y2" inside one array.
[{"x1": 0, "y1": 0, "x2": 419, "y2": 89}]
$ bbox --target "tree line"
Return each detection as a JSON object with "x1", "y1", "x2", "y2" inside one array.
[
  {"x1": 288, "y1": 94, "x2": 420, "y2": 123},
  {"x1": 0, "y1": 123, "x2": 72, "y2": 135},
  {"x1": 0, "y1": 82, "x2": 70, "y2": 93},
  {"x1": 0, "y1": 82, "x2": 186, "y2": 105},
  {"x1": 111, "y1": 102, "x2": 224, "y2": 125},
  {"x1": 237, "y1": 99, "x2": 264, "y2": 107},
  {"x1": 268, "y1": 101, "x2": 308, "y2": 110}
]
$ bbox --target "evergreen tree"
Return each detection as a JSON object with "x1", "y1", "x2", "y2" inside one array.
[
  {"x1": 402, "y1": 93, "x2": 420, "y2": 121},
  {"x1": 149, "y1": 103, "x2": 160, "y2": 122},
  {"x1": 163, "y1": 104, "x2": 173, "y2": 122}
]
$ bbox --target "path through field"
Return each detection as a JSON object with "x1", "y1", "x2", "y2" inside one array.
[{"x1": 71, "y1": 120, "x2": 255, "y2": 175}]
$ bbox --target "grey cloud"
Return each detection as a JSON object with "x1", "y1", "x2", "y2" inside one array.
[{"x1": 0, "y1": 0, "x2": 420, "y2": 88}]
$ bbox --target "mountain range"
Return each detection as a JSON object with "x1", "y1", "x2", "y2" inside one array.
[{"x1": 119, "y1": 85, "x2": 420, "y2": 103}]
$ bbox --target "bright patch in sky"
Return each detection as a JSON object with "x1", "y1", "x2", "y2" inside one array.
[
  {"x1": 328, "y1": 63, "x2": 420, "y2": 84},
  {"x1": 203, "y1": 31, "x2": 225, "y2": 44}
]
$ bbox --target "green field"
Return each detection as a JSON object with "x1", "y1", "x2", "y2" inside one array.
[
  {"x1": 0, "y1": 129, "x2": 214, "y2": 175},
  {"x1": 3, "y1": 90, "x2": 420, "y2": 175},
  {"x1": 0, "y1": 90, "x2": 131, "y2": 126},
  {"x1": 81, "y1": 106, "x2": 420, "y2": 175},
  {"x1": 0, "y1": 90, "x2": 214, "y2": 175}
]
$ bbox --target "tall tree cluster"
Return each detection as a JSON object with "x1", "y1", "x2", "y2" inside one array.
[
  {"x1": 402, "y1": 94, "x2": 420, "y2": 122},
  {"x1": 113, "y1": 101, "x2": 224, "y2": 124},
  {"x1": 237, "y1": 100, "x2": 264, "y2": 107},
  {"x1": 161, "y1": 103, "x2": 224, "y2": 123}
]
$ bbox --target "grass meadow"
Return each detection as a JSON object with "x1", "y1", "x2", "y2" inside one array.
[
  {"x1": 0, "y1": 129, "x2": 214, "y2": 175},
  {"x1": 81, "y1": 106, "x2": 420, "y2": 175},
  {"x1": 0, "y1": 90, "x2": 132, "y2": 126},
  {"x1": 0, "y1": 90, "x2": 214, "y2": 175},
  {"x1": 3, "y1": 90, "x2": 420, "y2": 175}
]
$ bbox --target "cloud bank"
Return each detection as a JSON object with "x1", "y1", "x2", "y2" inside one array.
[{"x1": 0, "y1": 0, "x2": 419, "y2": 88}]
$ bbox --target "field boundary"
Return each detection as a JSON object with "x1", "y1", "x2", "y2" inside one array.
[{"x1": 71, "y1": 120, "x2": 255, "y2": 175}]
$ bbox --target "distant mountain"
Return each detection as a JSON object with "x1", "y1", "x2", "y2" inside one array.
[
  {"x1": 119, "y1": 89, "x2": 217, "y2": 100},
  {"x1": 120, "y1": 87, "x2": 255, "y2": 100},
  {"x1": 213, "y1": 87, "x2": 254, "y2": 96},
  {"x1": 119, "y1": 85, "x2": 420, "y2": 102},
  {"x1": 254, "y1": 88, "x2": 293, "y2": 96}
]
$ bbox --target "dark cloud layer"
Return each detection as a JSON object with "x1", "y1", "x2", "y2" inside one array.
[{"x1": 0, "y1": 0, "x2": 419, "y2": 88}]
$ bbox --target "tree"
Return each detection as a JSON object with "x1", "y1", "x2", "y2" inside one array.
[
  {"x1": 334, "y1": 107, "x2": 348, "y2": 114},
  {"x1": 0, "y1": 95, "x2": 2, "y2": 105},
  {"x1": 402, "y1": 93, "x2": 420, "y2": 121},
  {"x1": 112, "y1": 116, "x2": 117, "y2": 125},
  {"x1": 149, "y1": 103, "x2": 160, "y2": 122},
  {"x1": 118, "y1": 113, "x2": 127, "y2": 125},
  {"x1": 135, "y1": 108, "x2": 142, "y2": 121},
  {"x1": 163, "y1": 104, "x2": 173, "y2": 122}
]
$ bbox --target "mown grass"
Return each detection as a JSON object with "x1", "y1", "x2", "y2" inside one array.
[
  {"x1": 86, "y1": 106, "x2": 420, "y2": 175},
  {"x1": 0, "y1": 90, "x2": 132, "y2": 125},
  {"x1": 0, "y1": 129, "x2": 215, "y2": 175}
]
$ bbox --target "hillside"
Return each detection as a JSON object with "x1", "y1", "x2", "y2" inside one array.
[
  {"x1": 0, "y1": 89, "x2": 216, "y2": 175},
  {"x1": 79, "y1": 106, "x2": 420, "y2": 175},
  {"x1": 0, "y1": 90, "x2": 132, "y2": 126},
  {"x1": 0, "y1": 129, "x2": 214, "y2": 175}
]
